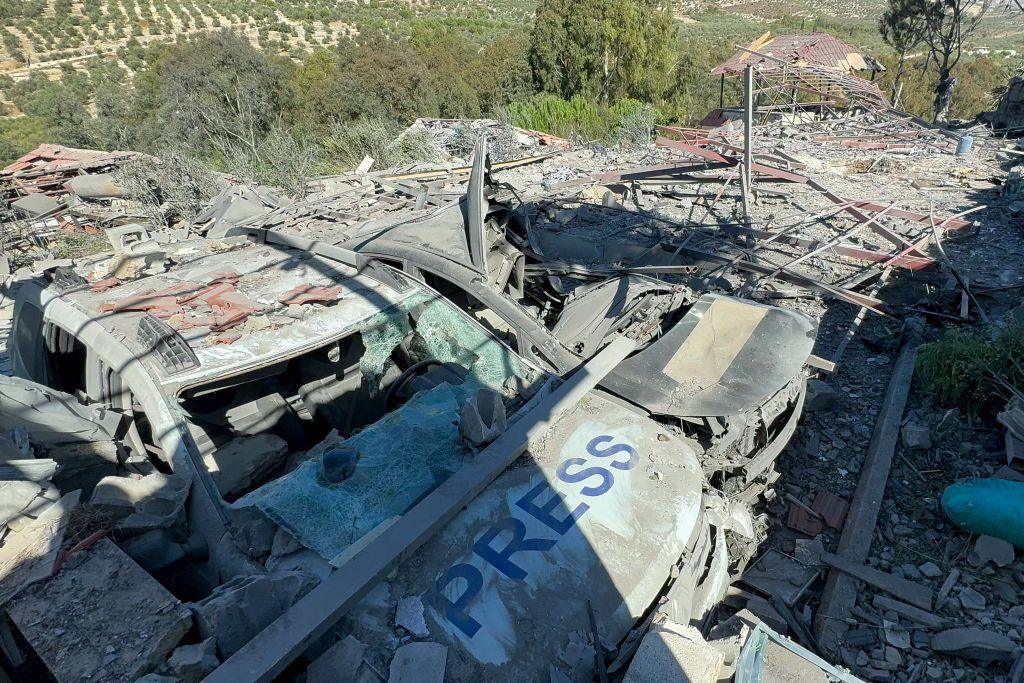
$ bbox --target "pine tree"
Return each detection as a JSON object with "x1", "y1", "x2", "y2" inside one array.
[{"x1": 879, "y1": 0, "x2": 928, "y2": 108}]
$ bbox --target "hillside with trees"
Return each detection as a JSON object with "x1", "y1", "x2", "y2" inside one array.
[{"x1": 0, "y1": 0, "x2": 1021, "y2": 178}]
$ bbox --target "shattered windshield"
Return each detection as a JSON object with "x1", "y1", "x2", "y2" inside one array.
[{"x1": 178, "y1": 289, "x2": 534, "y2": 559}]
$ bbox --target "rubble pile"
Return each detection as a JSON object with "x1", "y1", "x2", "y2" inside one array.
[
  {"x1": 0, "y1": 145, "x2": 144, "y2": 270},
  {"x1": 1, "y1": 34, "x2": 1024, "y2": 681},
  {"x1": 400, "y1": 118, "x2": 570, "y2": 166}
]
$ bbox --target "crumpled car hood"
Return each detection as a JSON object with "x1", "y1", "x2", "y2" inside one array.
[
  {"x1": 601, "y1": 293, "x2": 816, "y2": 417},
  {"x1": 345, "y1": 392, "x2": 704, "y2": 679}
]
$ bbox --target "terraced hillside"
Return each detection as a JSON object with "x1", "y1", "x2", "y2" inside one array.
[
  {"x1": 1, "y1": 0, "x2": 1019, "y2": 84},
  {"x1": 0, "y1": 0, "x2": 536, "y2": 79}
]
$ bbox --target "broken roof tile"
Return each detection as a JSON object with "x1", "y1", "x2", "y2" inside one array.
[{"x1": 278, "y1": 284, "x2": 344, "y2": 306}]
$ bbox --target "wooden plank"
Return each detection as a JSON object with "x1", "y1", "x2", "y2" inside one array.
[
  {"x1": 871, "y1": 595, "x2": 945, "y2": 628},
  {"x1": 205, "y1": 337, "x2": 637, "y2": 683},
  {"x1": 820, "y1": 551, "x2": 933, "y2": 611},
  {"x1": 814, "y1": 341, "x2": 919, "y2": 655},
  {"x1": 830, "y1": 268, "x2": 893, "y2": 372},
  {"x1": 806, "y1": 354, "x2": 836, "y2": 373}
]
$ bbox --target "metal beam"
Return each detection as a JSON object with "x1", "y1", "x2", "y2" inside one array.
[
  {"x1": 204, "y1": 337, "x2": 638, "y2": 683},
  {"x1": 675, "y1": 245, "x2": 887, "y2": 312},
  {"x1": 655, "y1": 138, "x2": 808, "y2": 184}
]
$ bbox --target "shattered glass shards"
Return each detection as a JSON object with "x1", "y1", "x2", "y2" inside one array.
[
  {"x1": 357, "y1": 305, "x2": 413, "y2": 396},
  {"x1": 412, "y1": 298, "x2": 527, "y2": 389},
  {"x1": 357, "y1": 292, "x2": 527, "y2": 394},
  {"x1": 236, "y1": 383, "x2": 469, "y2": 562}
]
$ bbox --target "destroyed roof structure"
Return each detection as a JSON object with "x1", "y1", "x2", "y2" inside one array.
[
  {"x1": 707, "y1": 39, "x2": 960, "y2": 154},
  {"x1": 0, "y1": 144, "x2": 139, "y2": 199},
  {"x1": 0, "y1": 144, "x2": 147, "y2": 272},
  {"x1": 712, "y1": 31, "x2": 881, "y2": 77}
]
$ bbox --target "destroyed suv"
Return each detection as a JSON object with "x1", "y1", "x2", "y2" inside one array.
[
  {"x1": 4, "y1": 230, "x2": 743, "y2": 680},
  {"x1": 243, "y1": 140, "x2": 816, "y2": 502}
]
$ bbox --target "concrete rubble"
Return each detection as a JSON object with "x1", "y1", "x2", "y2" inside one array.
[
  {"x1": 191, "y1": 571, "x2": 319, "y2": 659},
  {"x1": 1, "y1": 28, "x2": 1023, "y2": 682},
  {"x1": 6, "y1": 538, "x2": 192, "y2": 682}
]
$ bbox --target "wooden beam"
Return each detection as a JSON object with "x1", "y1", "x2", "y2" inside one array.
[
  {"x1": 204, "y1": 337, "x2": 638, "y2": 683},
  {"x1": 820, "y1": 551, "x2": 933, "y2": 611},
  {"x1": 814, "y1": 340, "x2": 919, "y2": 655}
]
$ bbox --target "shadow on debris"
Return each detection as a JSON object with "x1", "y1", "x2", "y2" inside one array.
[{"x1": 0, "y1": 236, "x2": 720, "y2": 682}]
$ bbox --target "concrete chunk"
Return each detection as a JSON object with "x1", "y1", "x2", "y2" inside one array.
[
  {"x1": 623, "y1": 621, "x2": 724, "y2": 683},
  {"x1": 395, "y1": 595, "x2": 430, "y2": 638},
  {"x1": 0, "y1": 480, "x2": 47, "y2": 527},
  {"x1": 307, "y1": 635, "x2": 366, "y2": 683},
  {"x1": 900, "y1": 423, "x2": 932, "y2": 449},
  {"x1": 7, "y1": 538, "x2": 191, "y2": 682},
  {"x1": 968, "y1": 534, "x2": 1015, "y2": 568},
  {"x1": 804, "y1": 380, "x2": 839, "y2": 411},
  {"x1": 0, "y1": 490, "x2": 79, "y2": 607},
  {"x1": 388, "y1": 642, "x2": 447, "y2": 683},
  {"x1": 931, "y1": 628, "x2": 1016, "y2": 663},
  {"x1": 90, "y1": 472, "x2": 190, "y2": 532},
  {"x1": 191, "y1": 571, "x2": 318, "y2": 659},
  {"x1": 167, "y1": 638, "x2": 219, "y2": 682},
  {"x1": 203, "y1": 434, "x2": 288, "y2": 497},
  {"x1": 459, "y1": 388, "x2": 507, "y2": 447}
]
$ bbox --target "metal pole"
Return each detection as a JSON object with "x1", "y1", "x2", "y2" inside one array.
[{"x1": 742, "y1": 65, "x2": 754, "y2": 220}]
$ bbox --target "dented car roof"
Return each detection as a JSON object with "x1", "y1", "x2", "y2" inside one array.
[{"x1": 36, "y1": 239, "x2": 419, "y2": 391}]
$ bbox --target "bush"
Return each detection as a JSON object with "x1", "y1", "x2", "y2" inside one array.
[
  {"x1": 609, "y1": 100, "x2": 655, "y2": 149},
  {"x1": 114, "y1": 150, "x2": 225, "y2": 227},
  {"x1": 917, "y1": 321, "x2": 1024, "y2": 417},
  {"x1": 319, "y1": 117, "x2": 439, "y2": 172},
  {"x1": 505, "y1": 95, "x2": 656, "y2": 146},
  {"x1": 223, "y1": 127, "x2": 321, "y2": 196}
]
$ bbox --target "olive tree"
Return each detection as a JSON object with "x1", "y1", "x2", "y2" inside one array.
[{"x1": 922, "y1": 0, "x2": 991, "y2": 121}]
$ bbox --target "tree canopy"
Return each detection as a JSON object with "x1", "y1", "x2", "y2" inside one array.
[{"x1": 527, "y1": 0, "x2": 676, "y2": 103}]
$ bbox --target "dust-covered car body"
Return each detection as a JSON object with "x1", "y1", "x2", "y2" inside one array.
[
  {"x1": 242, "y1": 141, "x2": 816, "y2": 501},
  {"x1": 4, "y1": 232, "x2": 731, "y2": 680}
]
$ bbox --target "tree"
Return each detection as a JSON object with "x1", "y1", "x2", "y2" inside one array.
[
  {"x1": 922, "y1": 0, "x2": 991, "y2": 122},
  {"x1": 341, "y1": 39, "x2": 440, "y2": 123},
  {"x1": 155, "y1": 31, "x2": 289, "y2": 161},
  {"x1": 879, "y1": 0, "x2": 929, "y2": 107},
  {"x1": 527, "y1": 0, "x2": 675, "y2": 103}
]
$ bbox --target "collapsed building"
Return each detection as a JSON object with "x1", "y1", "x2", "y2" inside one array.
[{"x1": 1, "y1": 30, "x2": 1024, "y2": 683}]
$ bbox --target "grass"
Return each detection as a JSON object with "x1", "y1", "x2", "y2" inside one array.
[
  {"x1": 917, "y1": 321, "x2": 1024, "y2": 418},
  {"x1": 54, "y1": 230, "x2": 111, "y2": 259}
]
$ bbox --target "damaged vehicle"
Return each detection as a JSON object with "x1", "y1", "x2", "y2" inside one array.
[
  {"x1": 2, "y1": 231, "x2": 745, "y2": 681},
  {"x1": 241, "y1": 139, "x2": 817, "y2": 504}
]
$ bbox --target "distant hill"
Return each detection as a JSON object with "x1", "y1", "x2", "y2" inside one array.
[
  {"x1": 0, "y1": 0, "x2": 536, "y2": 79},
  {"x1": 1, "y1": 0, "x2": 1020, "y2": 83}
]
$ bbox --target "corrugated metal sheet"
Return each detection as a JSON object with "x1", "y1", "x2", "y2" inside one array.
[{"x1": 712, "y1": 32, "x2": 871, "y2": 76}]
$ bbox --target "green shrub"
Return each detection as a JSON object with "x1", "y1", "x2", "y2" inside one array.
[
  {"x1": 319, "y1": 117, "x2": 438, "y2": 172},
  {"x1": 505, "y1": 94, "x2": 656, "y2": 146},
  {"x1": 917, "y1": 321, "x2": 1024, "y2": 417}
]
